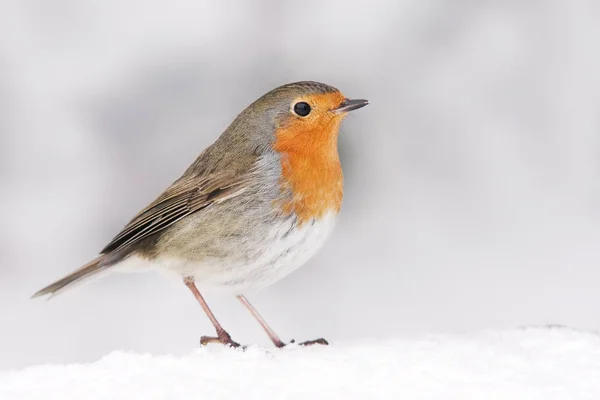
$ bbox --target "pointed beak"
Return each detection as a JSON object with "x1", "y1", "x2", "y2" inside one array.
[{"x1": 333, "y1": 98, "x2": 369, "y2": 114}]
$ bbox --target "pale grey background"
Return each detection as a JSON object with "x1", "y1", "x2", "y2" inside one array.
[{"x1": 1, "y1": 0, "x2": 600, "y2": 369}]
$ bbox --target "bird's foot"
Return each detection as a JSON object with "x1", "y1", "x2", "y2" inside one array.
[
  {"x1": 200, "y1": 329, "x2": 241, "y2": 348},
  {"x1": 287, "y1": 338, "x2": 329, "y2": 347}
]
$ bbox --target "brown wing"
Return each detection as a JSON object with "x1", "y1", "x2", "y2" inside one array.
[{"x1": 100, "y1": 173, "x2": 248, "y2": 254}]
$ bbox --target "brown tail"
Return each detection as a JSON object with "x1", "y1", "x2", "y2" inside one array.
[{"x1": 31, "y1": 255, "x2": 107, "y2": 299}]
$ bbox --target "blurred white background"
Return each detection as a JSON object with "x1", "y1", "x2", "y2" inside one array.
[{"x1": 1, "y1": 0, "x2": 600, "y2": 369}]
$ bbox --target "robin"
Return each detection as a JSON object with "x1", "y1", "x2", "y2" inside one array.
[{"x1": 32, "y1": 81, "x2": 369, "y2": 348}]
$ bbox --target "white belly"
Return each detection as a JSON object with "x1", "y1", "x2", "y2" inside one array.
[{"x1": 117, "y1": 212, "x2": 337, "y2": 293}]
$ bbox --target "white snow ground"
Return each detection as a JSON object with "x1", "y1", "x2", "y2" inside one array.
[{"x1": 1, "y1": 328, "x2": 598, "y2": 400}]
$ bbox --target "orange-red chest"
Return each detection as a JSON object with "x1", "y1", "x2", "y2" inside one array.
[{"x1": 273, "y1": 117, "x2": 344, "y2": 225}]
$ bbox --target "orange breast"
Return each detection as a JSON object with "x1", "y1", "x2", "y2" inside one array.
[{"x1": 273, "y1": 110, "x2": 344, "y2": 225}]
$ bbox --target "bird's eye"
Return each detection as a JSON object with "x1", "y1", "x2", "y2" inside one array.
[{"x1": 293, "y1": 102, "x2": 311, "y2": 117}]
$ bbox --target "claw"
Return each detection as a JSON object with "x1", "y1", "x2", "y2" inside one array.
[
  {"x1": 200, "y1": 330, "x2": 241, "y2": 348},
  {"x1": 299, "y1": 338, "x2": 329, "y2": 346},
  {"x1": 286, "y1": 338, "x2": 329, "y2": 347}
]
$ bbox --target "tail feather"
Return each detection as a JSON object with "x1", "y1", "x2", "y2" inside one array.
[{"x1": 31, "y1": 255, "x2": 106, "y2": 299}]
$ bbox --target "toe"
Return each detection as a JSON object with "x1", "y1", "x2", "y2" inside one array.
[{"x1": 299, "y1": 338, "x2": 329, "y2": 346}]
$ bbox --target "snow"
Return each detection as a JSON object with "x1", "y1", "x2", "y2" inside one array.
[{"x1": 1, "y1": 328, "x2": 599, "y2": 399}]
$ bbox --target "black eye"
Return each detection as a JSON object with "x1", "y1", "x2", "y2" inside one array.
[{"x1": 293, "y1": 102, "x2": 311, "y2": 117}]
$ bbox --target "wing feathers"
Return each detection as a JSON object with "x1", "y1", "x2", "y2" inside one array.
[{"x1": 100, "y1": 174, "x2": 248, "y2": 254}]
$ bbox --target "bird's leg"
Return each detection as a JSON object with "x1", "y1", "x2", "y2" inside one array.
[
  {"x1": 237, "y1": 295, "x2": 328, "y2": 348},
  {"x1": 237, "y1": 295, "x2": 286, "y2": 347},
  {"x1": 184, "y1": 278, "x2": 240, "y2": 348}
]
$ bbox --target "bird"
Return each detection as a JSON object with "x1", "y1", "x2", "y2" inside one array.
[{"x1": 32, "y1": 81, "x2": 369, "y2": 348}]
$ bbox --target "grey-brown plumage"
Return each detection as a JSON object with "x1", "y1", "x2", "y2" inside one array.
[{"x1": 31, "y1": 256, "x2": 104, "y2": 298}]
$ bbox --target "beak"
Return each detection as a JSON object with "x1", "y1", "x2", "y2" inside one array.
[{"x1": 333, "y1": 98, "x2": 369, "y2": 114}]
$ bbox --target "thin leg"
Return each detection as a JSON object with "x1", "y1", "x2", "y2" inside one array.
[
  {"x1": 184, "y1": 278, "x2": 240, "y2": 348},
  {"x1": 237, "y1": 295, "x2": 286, "y2": 348},
  {"x1": 237, "y1": 295, "x2": 329, "y2": 348}
]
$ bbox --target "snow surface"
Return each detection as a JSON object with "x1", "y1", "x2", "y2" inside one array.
[{"x1": 1, "y1": 328, "x2": 599, "y2": 400}]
